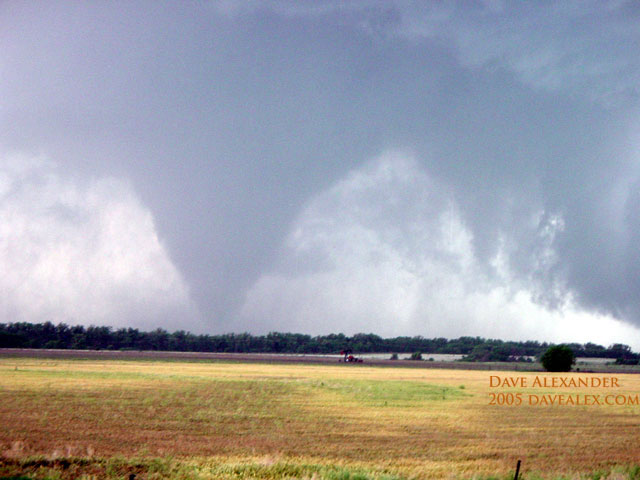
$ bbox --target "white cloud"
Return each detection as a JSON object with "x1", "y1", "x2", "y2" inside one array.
[
  {"x1": 240, "y1": 152, "x2": 640, "y2": 349},
  {"x1": 0, "y1": 153, "x2": 199, "y2": 330}
]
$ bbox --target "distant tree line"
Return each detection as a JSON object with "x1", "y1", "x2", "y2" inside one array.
[
  {"x1": 459, "y1": 342, "x2": 637, "y2": 364},
  {"x1": 0, "y1": 322, "x2": 637, "y2": 363}
]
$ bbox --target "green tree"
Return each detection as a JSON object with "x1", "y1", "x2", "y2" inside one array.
[{"x1": 541, "y1": 345, "x2": 575, "y2": 372}]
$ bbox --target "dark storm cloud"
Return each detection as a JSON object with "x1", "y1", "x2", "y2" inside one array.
[{"x1": 1, "y1": 1, "x2": 640, "y2": 344}]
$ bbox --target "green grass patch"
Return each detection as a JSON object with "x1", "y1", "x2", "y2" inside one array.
[
  {"x1": 5, "y1": 457, "x2": 640, "y2": 480},
  {"x1": 312, "y1": 379, "x2": 470, "y2": 407},
  {"x1": 0, "y1": 456, "x2": 408, "y2": 480}
]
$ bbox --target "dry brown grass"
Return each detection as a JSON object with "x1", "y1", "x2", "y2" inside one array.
[{"x1": 1, "y1": 358, "x2": 639, "y2": 479}]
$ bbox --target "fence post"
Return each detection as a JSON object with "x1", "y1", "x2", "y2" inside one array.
[{"x1": 514, "y1": 460, "x2": 521, "y2": 480}]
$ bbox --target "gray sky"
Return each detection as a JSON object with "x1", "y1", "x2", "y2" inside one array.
[{"x1": 2, "y1": 1, "x2": 640, "y2": 348}]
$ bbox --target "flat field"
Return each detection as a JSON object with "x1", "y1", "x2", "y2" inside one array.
[{"x1": 1, "y1": 357, "x2": 639, "y2": 480}]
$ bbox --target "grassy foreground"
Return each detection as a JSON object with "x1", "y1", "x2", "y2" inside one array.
[{"x1": 1, "y1": 358, "x2": 639, "y2": 479}]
